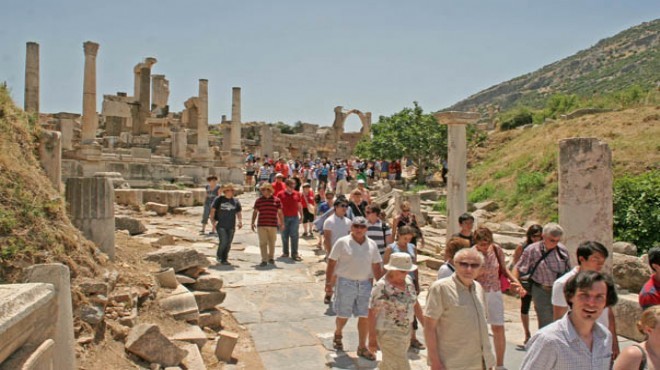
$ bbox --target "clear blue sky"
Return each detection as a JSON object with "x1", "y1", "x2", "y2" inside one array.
[{"x1": 1, "y1": 1, "x2": 658, "y2": 131}]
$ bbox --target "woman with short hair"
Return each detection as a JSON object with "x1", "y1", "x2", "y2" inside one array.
[{"x1": 614, "y1": 305, "x2": 660, "y2": 370}]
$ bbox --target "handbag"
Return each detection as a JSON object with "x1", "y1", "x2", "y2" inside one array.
[{"x1": 493, "y1": 245, "x2": 510, "y2": 292}]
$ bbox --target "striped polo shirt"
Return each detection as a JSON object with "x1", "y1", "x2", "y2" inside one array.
[
  {"x1": 367, "y1": 220, "x2": 392, "y2": 255},
  {"x1": 253, "y1": 196, "x2": 281, "y2": 227}
]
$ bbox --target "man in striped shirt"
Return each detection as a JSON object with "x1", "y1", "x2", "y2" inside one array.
[
  {"x1": 251, "y1": 183, "x2": 283, "y2": 267},
  {"x1": 365, "y1": 204, "x2": 392, "y2": 256}
]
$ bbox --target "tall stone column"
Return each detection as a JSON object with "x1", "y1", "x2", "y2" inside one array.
[
  {"x1": 559, "y1": 138, "x2": 613, "y2": 270},
  {"x1": 197, "y1": 79, "x2": 209, "y2": 156},
  {"x1": 65, "y1": 177, "x2": 115, "y2": 260},
  {"x1": 24, "y1": 41, "x2": 39, "y2": 114},
  {"x1": 81, "y1": 41, "x2": 99, "y2": 144},
  {"x1": 133, "y1": 57, "x2": 157, "y2": 135},
  {"x1": 230, "y1": 87, "x2": 242, "y2": 166},
  {"x1": 151, "y1": 74, "x2": 170, "y2": 111},
  {"x1": 433, "y1": 111, "x2": 479, "y2": 237}
]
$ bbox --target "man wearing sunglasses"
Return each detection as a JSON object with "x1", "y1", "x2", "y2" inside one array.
[{"x1": 424, "y1": 248, "x2": 495, "y2": 370}]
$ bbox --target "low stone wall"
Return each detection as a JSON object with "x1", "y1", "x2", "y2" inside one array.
[
  {"x1": 614, "y1": 293, "x2": 645, "y2": 342},
  {"x1": 116, "y1": 188, "x2": 206, "y2": 208}
]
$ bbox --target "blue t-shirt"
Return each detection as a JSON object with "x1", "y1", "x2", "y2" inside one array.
[{"x1": 337, "y1": 167, "x2": 347, "y2": 180}]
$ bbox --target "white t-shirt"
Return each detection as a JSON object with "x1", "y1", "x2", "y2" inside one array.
[
  {"x1": 329, "y1": 234, "x2": 382, "y2": 281},
  {"x1": 323, "y1": 214, "x2": 352, "y2": 247},
  {"x1": 552, "y1": 267, "x2": 610, "y2": 329}
]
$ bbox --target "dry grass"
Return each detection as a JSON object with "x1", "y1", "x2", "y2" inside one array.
[{"x1": 467, "y1": 105, "x2": 660, "y2": 223}]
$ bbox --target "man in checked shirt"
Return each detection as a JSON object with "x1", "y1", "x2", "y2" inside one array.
[{"x1": 513, "y1": 222, "x2": 571, "y2": 329}]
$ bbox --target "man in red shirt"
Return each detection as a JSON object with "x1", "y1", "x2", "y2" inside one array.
[
  {"x1": 272, "y1": 173, "x2": 286, "y2": 196},
  {"x1": 275, "y1": 158, "x2": 290, "y2": 178},
  {"x1": 640, "y1": 247, "x2": 660, "y2": 310},
  {"x1": 277, "y1": 179, "x2": 303, "y2": 261},
  {"x1": 251, "y1": 183, "x2": 283, "y2": 267}
]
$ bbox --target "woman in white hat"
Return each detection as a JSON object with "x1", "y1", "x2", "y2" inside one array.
[{"x1": 367, "y1": 253, "x2": 424, "y2": 370}]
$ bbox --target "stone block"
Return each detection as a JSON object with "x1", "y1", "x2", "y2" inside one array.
[
  {"x1": 191, "y1": 189, "x2": 206, "y2": 206},
  {"x1": 474, "y1": 200, "x2": 498, "y2": 212},
  {"x1": 159, "y1": 285, "x2": 199, "y2": 322},
  {"x1": 131, "y1": 147, "x2": 152, "y2": 159},
  {"x1": 499, "y1": 221, "x2": 525, "y2": 234},
  {"x1": 418, "y1": 189, "x2": 441, "y2": 201},
  {"x1": 80, "y1": 304, "x2": 104, "y2": 325},
  {"x1": 0, "y1": 338, "x2": 55, "y2": 370},
  {"x1": 115, "y1": 216, "x2": 147, "y2": 235},
  {"x1": 115, "y1": 189, "x2": 143, "y2": 207},
  {"x1": 125, "y1": 324, "x2": 187, "y2": 367},
  {"x1": 38, "y1": 130, "x2": 62, "y2": 192},
  {"x1": 178, "y1": 342, "x2": 206, "y2": 370},
  {"x1": 154, "y1": 268, "x2": 178, "y2": 289},
  {"x1": 198, "y1": 309, "x2": 222, "y2": 329},
  {"x1": 143, "y1": 190, "x2": 170, "y2": 205},
  {"x1": 191, "y1": 275, "x2": 223, "y2": 291},
  {"x1": 175, "y1": 274, "x2": 196, "y2": 285},
  {"x1": 79, "y1": 279, "x2": 109, "y2": 296},
  {"x1": 613, "y1": 293, "x2": 645, "y2": 341},
  {"x1": 613, "y1": 241, "x2": 637, "y2": 256},
  {"x1": 424, "y1": 258, "x2": 443, "y2": 270},
  {"x1": 146, "y1": 202, "x2": 169, "y2": 216},
  {"x1": 494, "y1": 234, "x2": 524, "y2": 250},
  {"x1": 151, "y1": 234, "x2": 176, "y2": 247},
  {"x1": 193, "y1": 291, "x2": 226, "y2": 311},
  {"x1": 145, "y1": 246, "x2": 210, "y2": 272},
  {"x1": 165, "y1": 191, "x2": 181, "y2": 208},
  {"x1": 0, "y1": 283, "x2": 56, "y2": 365},
  {"x1": 169, "y1": 326, "x2": 208, "y2": 349},
  {"x1": 214, "y1": 330, "x2": 239, "y2": 362},
  {"x1": 613, "y1": 253, "x2": 649, "y2": 292},
  {"x1": 181, "y1": 266, "x2": 206, "y2": 279},
  {"x1": 175, "y1": 191, "x2": 194, "y2": 207}
]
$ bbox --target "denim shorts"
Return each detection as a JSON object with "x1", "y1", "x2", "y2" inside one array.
[{"x1": 334, "y1": 277, "x2": 372, "y2": 318}]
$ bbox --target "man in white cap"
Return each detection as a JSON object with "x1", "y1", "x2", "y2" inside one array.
[
  {"x1": 356, "y1": 179, "x2": 372, "y2": 204},
  {"x1": 368, "y1": 252, "x2": 423, "y2": 369},
  {"x1": 325, "y1": 216, "x2": 383, "y2": 361}
]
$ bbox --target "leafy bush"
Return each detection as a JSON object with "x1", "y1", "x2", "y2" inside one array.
[
  {"x1": 613, "y1": 170, "x2": 660, "y2": 254},
  {"x1": 469, "y1": 183, "x2": 496, "y2": 203},
  {"x1": 500, "y1": 108, "x2": 533, "y2": 130},
  {"x1": 516, "y1": 172, "x2": 545, "y2": 193},
  {"x1": 432, "y1": 198, "x2": 447, "y2": 213}
]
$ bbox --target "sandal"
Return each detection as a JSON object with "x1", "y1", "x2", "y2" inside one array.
[
  {"x1": 410, "y1": 338, "x2": 426, "y2": 350},
  {"x1": 357, "y1": 347, "x2": 376, "y2": 361},
  {"x1": 333, "y1": 333, "x2": 343, "y2": 351}
]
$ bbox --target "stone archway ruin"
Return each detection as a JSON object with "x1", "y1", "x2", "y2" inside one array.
[{"x1": 332, "y1": 106, "x2": 372, "y2": 138}]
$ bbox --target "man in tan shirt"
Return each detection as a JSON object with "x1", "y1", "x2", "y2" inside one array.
[{"x1": 424, "y1": 248, "x2": 496, "y2": 370}]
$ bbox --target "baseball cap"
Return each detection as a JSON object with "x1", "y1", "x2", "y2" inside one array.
[{"x1": 351, "y1": 216, "x2": 368, "y2": 226}]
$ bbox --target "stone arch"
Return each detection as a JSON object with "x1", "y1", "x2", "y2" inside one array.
[{"x1": 332, "y1": 106, "x2": 372, "y2": 139}]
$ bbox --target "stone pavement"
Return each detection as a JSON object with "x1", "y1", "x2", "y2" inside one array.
[{"x1": 142, "y1": 191, "x2": 637, "y2": 370}]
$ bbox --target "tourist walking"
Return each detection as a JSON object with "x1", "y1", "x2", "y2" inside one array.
[
  {"x1": 277, "y1": 179, "x2": 303, "y2": 261},
  {"x1": 552, "y1": 240, "x2": 620, "y2": 357},
  {"x1": 521, "y1": 271, "x2": 618, "y2": 370},
  {"x1": 383, "y1": 226, "x2": 424, "y2": 350},
  {"x1": 472, "y1": 226, "x2": 522, "y2": 370},
  {"x1": 367, "y1": 252, "x2": 424, "y2": 370},
  {"x1": 201, "y1": 175, "x2": 220, "y2": 235},
  {"x1": 325, "y1": 217, "x2": 383, "y2": 361},
  {"x1": 245, "y1": 160, "x2": 256, "y2": 190},
  {"x1": 513, "y1": 222, "x2": 571, "y2": 328},
  {"x1": 315, "y1": 190, "x2": 334, "y2": 249},
  {"x1": 209, "y1": 184, "x2": 242, "y2": 265},
  {"x1": 424, "y1": 248, "x2": 496, "y2": 370},
  {"x1": 512, "y1": 224, "x2": 543, "y2": 345},
  {"x1": 347, "y1": 189, "x2": 367, "y2": 219},
  {"x1": 453, "y1": 212, "x2": 475, "y2": 246},
  {"x1": 356, "y1": 179, "x2": 371, "y2": 204},
  {"x1": 365, "y1": 204, "x2": 392, "y2": 256},
  {"x1": 614, "y1": 305, "x2": 660, "y2": 370},
  {"x1": 392, "y1": 201, "x2": 424, "y2": 249},
  {"x1": 640, "y1": 246, "x2": 660, "y2": 310},
  {"x1": 300, "y1": 183, "x2": 315, "y2": 237},
  {"x1": 251, "y1": 183, "x2": 283, "y2": 267},
  {"x1": 272, "y1": 173, "x2": 286, "y2": 195},
  {"x1": 437, "y1": 236, "x2": 470, "y2": 279},
  {"x1": 335, "y1": 164, "x2": 350, "y2": 195}
]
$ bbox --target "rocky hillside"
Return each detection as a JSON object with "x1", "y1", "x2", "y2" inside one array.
[{"x1": 449, "y1": 19, "x2": 660, "y2": 111}]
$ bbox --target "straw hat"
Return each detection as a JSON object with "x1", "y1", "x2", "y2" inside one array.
[{"x1": 384, "y1": 252, "x2": 418, "y2": 272}]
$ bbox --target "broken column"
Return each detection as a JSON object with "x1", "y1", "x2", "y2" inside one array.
[
  {"x1": 559, "y1": 138, "x2": 613, "y2": 270},
  {"x1": 133, "y1": 58, "x2": 157, "y2": 135},
  {"x1": 230, "y1": 87, "x2": 242, "y2": 166},
  {"x1": 151, "y1": 74, "x2": 169, "y2": 111},
  {"x1": 196, "y1": 79, "x2": 210, "y2": 156},
  {"x1": 24, "y1": 41, "x2": 39, "y2": 114},
  {"x1": 65, "y1": 177, "x2": 115, "y2": 260},
  {"x1": 81, "y1": 41, "x2": 99, "y2": 144},
  {"x1": 433, "y1": 111, "x2": 479, "y2": 237},
  {"x1": 38, "y1": 130, "x2": 62, "y2": 192},
  {"x1": 24, "y1": 264, "x2": 76, "y2": 370},
  {"x1": 171, "y1": 129, "x2": 188, "y2": 163}
]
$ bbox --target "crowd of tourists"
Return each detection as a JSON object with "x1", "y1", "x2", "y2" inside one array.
[{"x1": 200, "y1": 154, "x2": 660, "y2": 370}]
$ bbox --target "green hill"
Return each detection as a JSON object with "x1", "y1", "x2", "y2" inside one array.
[{"x1": 449, "y1": 19, "x2": 660, "y2": 112}]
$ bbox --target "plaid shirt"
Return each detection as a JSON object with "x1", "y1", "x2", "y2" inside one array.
[
  {"x1": 521, "y1": 314, "x2": 612, "y2": 370},
  {"x1": 515, "y1": 241, "x2": 570, "y2": 286}
]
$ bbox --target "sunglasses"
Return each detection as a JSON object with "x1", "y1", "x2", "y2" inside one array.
[
  {"x1": 338, "y1": 204, "x2": 348, "y2": 208},
  {"x1": 457, "y1": 262, "x2": 481, "y2": 269}
]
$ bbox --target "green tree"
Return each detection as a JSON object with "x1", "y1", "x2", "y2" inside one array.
[{"x1": 354, "y1": 102, "x2": 447, "y2": 183}]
